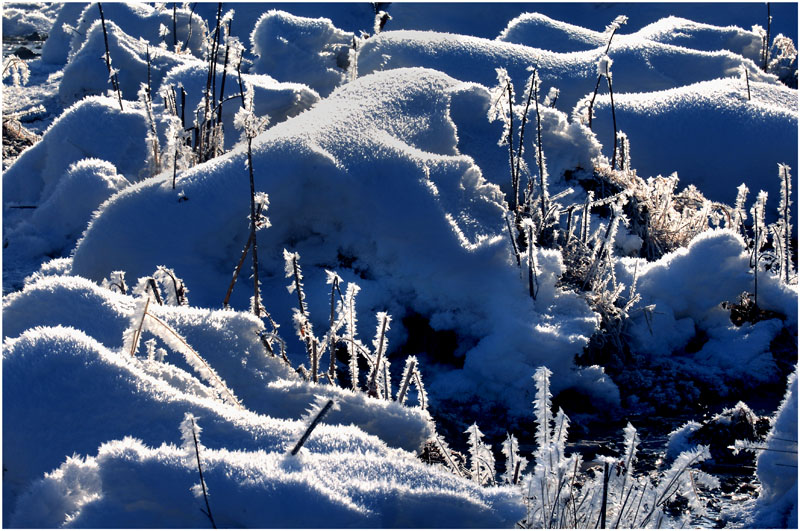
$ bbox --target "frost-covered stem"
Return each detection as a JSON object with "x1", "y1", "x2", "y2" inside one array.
[
  {"x1": 506, "y1": 213, "x2": 521, "y2": 267},
  {"x1": 396, "y1": 357, "x2": 416, "y2": 404},
  {"x1": 640, "y1": 453, "x2": 705, "y2": 526},
  {"x1": 222, "y1": 203, "x2": 264, "y2": 308},
  {"x1": 565, "y1": 205, "x2": 577, "y2": 245},
  {"x1": 516, "y1": 73, "x2": 536, "y2": 199},
  {"x1": 587, "y1": 75, "x2": 603, "y2": 130},
  {"x1": 506, "y1": 81, "x2": 518, "y2": 212},
  {"x1": 222, "y1": 234, "x2": 253, "y2": 308},
  {"x1": 382, "y1": 360, "x2": 391, "y2": 400},
  {"x1": 753, "y1": 199, "x2": 761, "y2": 307},
  {"x1": 291, "y1": 399, "x2": 334, "y2": 455},
  {"x1": 146, "y1": 44, "x2": 152, "y2": 97},
  {"x1": 216, "y1": 19, "x2": 231, "y2": 130},
  {"x1": 631, "y1": 482, "x2": 647, "y2": 527},
  {"x1": 512, "y1": 460, "x2": 522, "y2": 485},
  {"x1": 581, "y1": 192, "x2": 594, "y2": 244},
  {"x1": 570, "y1": 457, "x2": 580, "y2": 528},
  {"x1": 142, "y1": 79, "x2": 161, "y2": 174},
  {"x1": 246, "y1": 136, "x2": 262, "y2": 318},
  {"x1": 97, "y1": 3, "x2": 123, "y2": 111},
  {"x1": 780, "y1": 164, "x2": 792, "y2": 284},
  {"x1": 180, "y1": 86, "x2": 187, "y2": 128},
  {"x1": 346, "y1": 289, "x2": 360, "y2": 391},
  {"x1": 200, "y1": 3, "x2": 222, "y2": 162},
  {"x1": 588, "y1": 23, "x2": 622, "y2": 129},
  {"x1": 172, "y1": 2, "x2": 178, "y2": 51},
  {"x1": 146, "y1": 278, "x2": 164, "y2": 305},
  {"x1": 599, "y1": 462, "x2": 610, "y2": 528},
  {"x1": 327, "y1": 279, "x2": 339, "y2": 384},
  {"x1": 209, "y1": 3, "x2": 222, "y2": 113},
  {"x1": 532, "y1": 69, "x2": 547, "y2": 221},
  {"x1": 289, "y1": 253, "x2": 315, "y2": 370},
  {"x1": 157, "y1": 266, "x2": 187, "y2": 305},
  {"x1": 606, "y1": 66, "x2": 618, "y2": 171},
  {"x1": 433, "y1": 431, "x2": 463, "y2": 477},
  {"x1": 367, "y1": 314, "x2": 389, "y2": 397},
  {"x1": 236, "y1": 54, "x2": 245, "y2": 108},
  {"x1": 744, "y1": 68, "x2": 751, "y2": 100},
  {"x1": 527, "y1": 224, "x2": 539, "y2": 299},
  {"x1": 172, "y1": 141, "x2": 179, "y2": 189},
  {"x1": 311, "y1": 339, "x2": 319, "y2": 384},
  {"x1": 189, "y1": 417, "x2": 216, "y2": 529},
  {"x1": 183, "y1": 2, "x2": 197, "y2": 51},
  {"x1": 413, "y1": 371, "x2": 428, "y2": 409},
  {"x1": 145, "y1": 312, "x2": 242, "y2": 408},
  {"x1": 614, "y1": 481, "x2": 635, "y2": 528},
  {"x1": 130, "y1": 296, "x2": 151, "y2": 356}
]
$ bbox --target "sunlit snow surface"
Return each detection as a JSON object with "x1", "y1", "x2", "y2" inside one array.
[{"x1": 3, "y1": 2, "x2": 798, "y2": 528}]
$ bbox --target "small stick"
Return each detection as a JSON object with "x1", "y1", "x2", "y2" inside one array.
[
  {"x1": 291, "y1": 400, "x2": 335, "y2": 455},
  {"x1": 189, "y1": 417, "x2": 216, "y2": 529},
  {"x1": 130, "y1": 296, "x2": 152, "y2": 356}
]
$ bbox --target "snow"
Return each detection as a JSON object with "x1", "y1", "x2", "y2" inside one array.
[
  {"x1": 2, "y1": 4, "x2": 798, "y2": 528},
  {"x1": 39, "y1": 3, "x2": 87, "y2": 65},
  {"x1": 356, "y1": 29, "x2": 774, "y2": 115},
  {"x1": 4, "y1": 325, "x2": 519, "y2": 528},
  {"x1": 748, "y1": 369, "x2": 798, "y2": 528},
  {"x1": 499, "y1": 13, "x2": 763, "y2": 61},
  {"x1": 62, "y1": 66, "x2": 608, "y2": 416},
  {"x1": 588, "y1": 77, "x2": 798, "y2": 208},
  {"x1": 10, "y1": 435, "x2": 524, "y2": 528},
  {"x1": 3, "y1": 159, "x2": 129, "y2": 263},
  {"x1": 250, "y1": 10, "x2": 354, "y2": 97},
  {"x1": 65, "y1": 2, "x2": 207, "y2": 61},
  {"x1": 1, "y1": 2, "x2": 58, "y2": 37},
  {"x1": 160, "y1": 62, "x2": 319, "y2": 150},
  {"x1": 3, "y1": 275, "x2": 433, "y2": 451},
  {"x1": 3, "y1": 96, "x2": 149, "y2": 206},
  {"x1": 59, "y1": 18, "x2": 188, "y2": 106},
  {"x1": 616, "y1": 229, "x2": 797, "y2": 398}
]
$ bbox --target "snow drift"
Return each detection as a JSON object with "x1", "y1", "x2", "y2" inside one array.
[
  {"x1": 65, "y1": 67, "x2": 603, "y2": 416},
  {"x1": 588, "y1": 77, "x2": 798, "y2": 207},
  {"x1": 499, "y1": 13, "x2": 762, "y2": 61},
  {"x1": 356, "y1": 28, "x2": 773, "y2": 114},
  {"x1": 4, "y1": 326, "x2": 509, "y2": 527},
  {"x1": 10, "y1": 434, "x2": 524, "y2": 528},
  {"x1": 250, "y1": 10, "x2": 354, "y2": 97}
]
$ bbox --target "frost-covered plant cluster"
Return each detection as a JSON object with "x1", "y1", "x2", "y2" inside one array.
[{"x1": 461, "y1": 367, "x2": 720, "y2": 528}]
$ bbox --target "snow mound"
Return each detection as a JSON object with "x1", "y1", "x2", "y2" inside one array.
[
  {"x1": 499, "y1": 13, "x2": 762, "y2": 61},
  {"x1": 10, "y1": 435, "x2": 523, "y2": 528},
  {"x1": 2, "y1": 96, "x2": 148, "y2": 207},
  {"x1": 3, "y1": 274, "x2": 432, "y2": 451},
  {"x1": 160, "y1": 62, "x2": 320, "y2": 150},
  {"x1": 59, "y1": 19, "x2": 188, "y2": 106},
  {"x1": 40, "y1": 3, "x2": 87, "y2": 65},
  {"x1": 250, "y1": 10, "x2": 354, "y2": 96},
  {"x1": 588, "y1": 77, "x2": 798, "y2": 206},
  {"x1": 2, "y1": 159, "x2": 129, "y2": 267},
  {"x1": 749, "y1": 369, "x2": 798, "y2": 528},
  {"x1": 3, "y1": 323, "x2": 440, "y2": 523},
  {"x1": 2, "y1": 4, "x2": 55, "y2": 37},
  {"x1": 67, "y1": 2, "x2": 206, "y2": 61},
  {"x1": 357, "y1": 29, "x2": 775, "y2": 113},
  {"x1": 634, "y1": 16, "x2": 762, "y2": 60},
  {"x1": 498, "y1": 12, "x2": 609, "y2": 51},
  {"x1": 66, "y1": 67, "x2": 601, "y2": 417},
  {"x1": 616, "y1": 230, "x2": 797, "y2": 397}
]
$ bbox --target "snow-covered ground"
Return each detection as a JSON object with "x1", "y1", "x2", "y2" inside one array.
[{"x1": 3, "y1": 2, "x2": 797, "y2": 528}]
